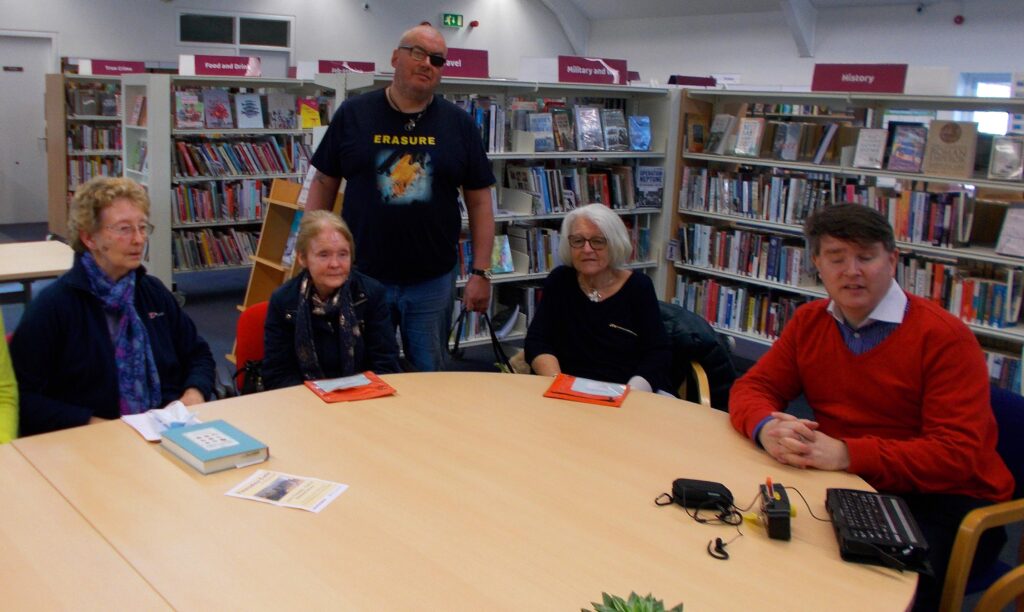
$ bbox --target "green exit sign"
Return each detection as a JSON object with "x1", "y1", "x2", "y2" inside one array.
[{"x1": 441, "y1": 13, "x2": 463, "y2": 28}]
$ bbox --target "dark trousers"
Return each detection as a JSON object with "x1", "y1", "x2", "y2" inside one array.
[{"x1": 900, "y1": 493, "x2": 1007, "y2": 612}]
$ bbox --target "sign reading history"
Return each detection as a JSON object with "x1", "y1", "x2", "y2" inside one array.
[{"x1": 811, "y1": 63, "x2": 908, "y2": 93}]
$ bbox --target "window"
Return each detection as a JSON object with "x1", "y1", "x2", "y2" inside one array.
[
  {"x1": 240, "y1": 18, "x2": 289, "y2": 47},
  {"x1": 180, "y1": 14, "x2": 234, "y2": 45},
  {"x1": 961, "y1": 72, "x2": 1012, "y2": 136},
  {"x1": 179, "y1": 12, "x2": 292, "y2": 50}
]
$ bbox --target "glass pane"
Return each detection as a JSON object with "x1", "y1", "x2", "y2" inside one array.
[
  {"x1": 180, "y1": 14, "x2": 234, "y2": 44},
  {"x1": 240, "y1": 18, "x2": 289, "y2": 47}
]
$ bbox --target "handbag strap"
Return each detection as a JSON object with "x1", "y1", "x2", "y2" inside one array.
[{"x1": 448, "y1": 307, "x2": 513, "y2": 373}]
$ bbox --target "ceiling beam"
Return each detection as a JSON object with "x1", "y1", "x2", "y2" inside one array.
[
  {"x1": 780, "y1": 0, "x2": 817, "y2": 57},
  {"x1": 538, "y1": 0, "x2": 590, "y2": 55}
]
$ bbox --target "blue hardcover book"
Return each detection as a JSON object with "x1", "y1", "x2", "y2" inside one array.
[{"x1": 161, "y1": 419, "x2": 269, "y2": 474}]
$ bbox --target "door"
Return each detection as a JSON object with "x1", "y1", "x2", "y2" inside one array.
[{"x1": 0, "y1": 35, "x2": 51, "y2": 224}]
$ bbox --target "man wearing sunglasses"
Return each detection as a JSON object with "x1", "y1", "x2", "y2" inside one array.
[{"x1": 307, "y1": 25, "x2": 495, "y2": 372}]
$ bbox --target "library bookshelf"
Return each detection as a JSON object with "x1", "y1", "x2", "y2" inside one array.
[
  {"x1": 45, "y1": 73, "x2": 124, "y2": 238},
  {"x1": 672, "y1": 88, "x2": 1024, "y2": 391}
]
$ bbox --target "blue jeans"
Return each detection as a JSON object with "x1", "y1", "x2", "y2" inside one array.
[{"x1": 382, "y1": 268, "x2": 456, "y2": 372}]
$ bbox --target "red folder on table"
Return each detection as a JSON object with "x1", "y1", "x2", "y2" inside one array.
[
  {"x1": 304, "y1": 371, "x2": 396, "y2": 403},
  {"x1": 542, "y1": 373, "x2": 630, "y2": 407}
]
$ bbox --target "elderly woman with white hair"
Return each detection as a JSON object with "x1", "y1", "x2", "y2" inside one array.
[{"x1": 524, "y1": 204, "x2": 671, "y2": 393}]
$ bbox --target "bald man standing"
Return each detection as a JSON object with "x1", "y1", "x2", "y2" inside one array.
[{"x1": 306, "y1": 25, "x2": 495, "y2": 371}]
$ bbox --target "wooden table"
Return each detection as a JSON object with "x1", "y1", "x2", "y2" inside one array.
[
  {"x1": 0, "y1": 444, "x2": 170, "y2": 609},
  {"x1": 13, "y1": 373, "x2": 917, "y2": 610},
  {"x1": 0, "y1": 240, "x2": 73, "y2": 303}
]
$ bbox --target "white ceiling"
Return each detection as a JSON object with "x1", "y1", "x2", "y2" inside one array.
[{"x1": 565, "y1": 0, "x2": 934, "y2": 20}]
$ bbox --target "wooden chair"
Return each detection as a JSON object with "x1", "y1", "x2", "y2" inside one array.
[{"x1": 939, "y1": 385, "x2": 1024, "y2": 612}]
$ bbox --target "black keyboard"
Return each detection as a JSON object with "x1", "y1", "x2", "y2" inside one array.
[{"x1": 825, "y1": 488, "x2": 929, "y2": 571}]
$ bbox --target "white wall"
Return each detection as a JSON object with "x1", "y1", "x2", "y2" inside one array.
[
  {"x1": 587, "y1": 0, "x2": 1024, "y2": 89},
  {"x1": 0, "y1": 0, "x2": 575, "y2": 78}
]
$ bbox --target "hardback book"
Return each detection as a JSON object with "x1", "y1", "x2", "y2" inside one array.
[
  {"x1": 99, "y1": 93, "x2": 119, "y2": 117},
  {"x1": 267, "y1": 93, "x2": 298, "y2": 129},
  {"x1": 773, "y1": 122, "x2": 803, "y2": 162},
  {"x1": 988, "y1": 135, "x2": 1024, "y2": 180},
  {"x1": 490, "y1": 234, "x2": 515, "y2": 274},
  {"x1": 704, "y1": 114, "x2": 736, "y2": 156},
  {"x1": 600, "y1": 108, "x2": 629, "y2": 151},
  {"x1": 686, "y1": 112, "x2": 711, "y2": 153},
  {"x1": 234, "y1": 93, "x2": 264, "y2": 129},
  {"x1": 174, "y1": 91, "x2": 204, "y2": 129},
  {"x1": 628, "y1": 115, "x2": 651, "y2": 152},
  {"x1": 202, "y1": 88, "x2": 234, "y2": 129},
  {"x1": 886, "y1": 124, "x2": 928, "y2": 173},
  {"x1": 574, "y1": 106, "x2": 605, "y2": 151},
  {"x1": 280, "y1": 211, "x2": 304, "y2": 268},
  {"x1": 528, "y1": 112, "x2": 555, "y2": 153},
  {"x1": 922, "y1": 120, "x2": 979, "y2": 178},
  {"x1": 996, "y1": 205, "x2": 1024, "y2": 257},
  {"x1": 551, "y1": 108, "x2": 576, "y2": 152},
  {"x1": 812, "y1": 123, "x2": 840, "y2": 165},
  {"x1": 161, "y1": 419, "x2": 269, "y2": 475},
  {"x1": 73, "y1": 90, "x2": 98, "y2": 116},
  {"x1": 733, "y1": 117, "x2": 766, "y2": 157},
  {"x1": 635, "y1": 165, "x2": 665, "y2": 208},
  {"x1": 852, "y1": 128, "x2": 889, "y2": 169},
  {"x1": 298, "y1": 97, "x2": 321, "y2": 128},
  {"x1": 129, "y1": 95, "x2": 147, "y2": 126}
]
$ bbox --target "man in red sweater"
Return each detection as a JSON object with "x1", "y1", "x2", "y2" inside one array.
[{"x1": 729, "y1": 204, "x2": 1013, "y2": 611}]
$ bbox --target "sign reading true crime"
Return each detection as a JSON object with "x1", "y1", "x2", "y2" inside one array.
[
  {"x1": 318, "y1": 60, "x2": 375, "y2": 74},
  {"x1": 558, "y1": 56, "x2": 628, "y2": 85},
  {"x1": 81, "y1": 59, "x2": 145, "y2": 75},
  {"x1": 443, "y1": 48, "x2": 488, "y2": 79},
  {"x1": 811, "y1": 63, "x2": 908, "y2": 93}
]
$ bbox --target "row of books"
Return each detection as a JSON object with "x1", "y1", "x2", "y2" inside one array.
[
  {"x1": 748, "y1": 103, "x2": 852, "y2": 118},
  {"x1": 700, "y1": 112, "x2": 1024, "y2": 181},
  {"x1": 171, "y1": 228, "x2": 258, "y2": 271},
  {"x1": 898, "y1": 256, "x2": 1023, "y2": 329},
  {"x1": 172, "y1": 136, "x2": 311, "y2": 179},
  {"x1": 985, "y1": 347, "x2": 1023, "y2": 392},
  {"x1": 507, "y1": 164, "x2": 637, "y2": 213},
  {"x1": 68, "y1": 86, "x2": 119, "y2": 117},
  {"x1": 455, "y1": 234, "x2": 518, "y2": 281},
  {"x1": 677, "y1": 223, "x2": 815, "y2": 288},
  {"x1": 67, "y1": 124, "x2": 122, "y2": 151},
  {"x1": 508, "y1": 225, "x2": 561, "y2": 276},
  {"x1": 679, "y1": 167, "x2": 976, "y2": 249},
  {"x1": 673, "y1": 275, "x2": 811, "y2": 341},
  {"x1": 67, "y1": 157, "x2": 122, "y2": 190},
  {"x1": 172, "y1": 179, "x2": 270, "y2": 225},
  {"x1": 173, "y1": 89, "x2": 325, "y2": 130},
  {"x1": 522, "y1": 107, "x2": 651, "y2": 154}
]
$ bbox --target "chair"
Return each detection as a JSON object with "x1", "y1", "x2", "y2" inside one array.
[
  {"x1": 658, "y1": 301, "x2": 737, "y2": 410},
  {"x1": 233, "y1": 301, "x2": 269, "y2": 394},
  {"x1": 939, "y1": 385, "x2": 1024, "y2": 612}
]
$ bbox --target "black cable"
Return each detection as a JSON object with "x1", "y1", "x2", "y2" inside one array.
[{"x1": 784, "y1": 486, "x2": 832, "y2": 522}]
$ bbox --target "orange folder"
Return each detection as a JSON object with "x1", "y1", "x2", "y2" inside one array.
[
  {"x1": 542, "y1": 373, "x2": 630, "y2": 407},
  {"x1": 304, "y1": 371, "x2": 397, "y2": 403}
]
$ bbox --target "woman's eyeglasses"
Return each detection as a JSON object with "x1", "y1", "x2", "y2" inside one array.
[
  {"x1": 398, "y1": 45, "x2": 447, "y2": 68},
  {"x1": 105, "y1": 222, "x2": 154, "y2": 239},
  {"x1": 567, "y1": 235, "x2": 608, "y2": 250}
]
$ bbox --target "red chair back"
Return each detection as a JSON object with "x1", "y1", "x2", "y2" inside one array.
[{"x1": 234, "y1": 301, "x2": 269, "y2": 388}]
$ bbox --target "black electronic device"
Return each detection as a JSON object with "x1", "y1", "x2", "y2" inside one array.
[
  {"x1": 670, "y1": 478, "x2": 734, "y2": 511},
  {"x1": 759, "y1": 483, "x2": 791, "y2": 540},
  {"x1": 825, "y1": 488, "x2": 929, "y2": 571}
]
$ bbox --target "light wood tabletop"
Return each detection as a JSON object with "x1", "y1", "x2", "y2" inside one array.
[
  {"x1": 12, "y1": 372, "x2": 917, "y2": 611},
  {"x1": 0, "y1": 240, "x2": 74, "y2": 282},
  {"x1": 0, "y1": 443, "x2": 170, "y2": 610}
]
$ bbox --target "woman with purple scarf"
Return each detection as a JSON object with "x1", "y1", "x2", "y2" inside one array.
[{"x1": 10, "y1": 177, "x2": 214, "y2": 436}]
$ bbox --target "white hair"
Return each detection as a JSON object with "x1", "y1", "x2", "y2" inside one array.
[{"x1": 558, "y1": 204, "x2": 631, "y2": 269}]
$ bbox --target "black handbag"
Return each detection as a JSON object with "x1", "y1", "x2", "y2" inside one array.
[
  {"x1": 448, "y1": 307, "x2": 513, "y2": 373},
  {"x1": 234, "y1": 359, "x2": 265, "y2": 395}
]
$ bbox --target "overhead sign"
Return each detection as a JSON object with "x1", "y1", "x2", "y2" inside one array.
[
  {"x1": 180, "y1": 54, "x2": 262, "y2": 77},
  {"x1": 79, "y1": 59, "x2": 145, "y2": 75},
  {"x1": 318, "y1": 60, "x2": 375, "y2": 74},
  {"x1": 811, "y1": 63, "x2": 907, "y2": 93},
  {"x1": 444, "y1": 48, "x2": 488, "y2": 79},
  {"x1": 557, "y1": 56, "x2": 628, "y2": 85}
]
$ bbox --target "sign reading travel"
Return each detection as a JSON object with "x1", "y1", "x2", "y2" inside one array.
[
  {"x1": 444, "y1": 48, "x2": 488, "y2": 78},
  {"x1": 811, "y1": 63, "x2": 907, "y2": 93},
  {"x1": 318, "y1": 60, "x2": 375, "y2": 74},
  {"x1": 79, "y1": 59, "x2": 146, "y2": 76},
  {"x1": 181, "y1": 54, "x2": 262, "y2": 78},
  {"x1": 557, "y1": 56, "x2": 628, "y2": 85}
]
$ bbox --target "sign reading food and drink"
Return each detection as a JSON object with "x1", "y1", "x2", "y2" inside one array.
[
  {"x1": 79, "y1": 59, "x2": 146, "y2": 76},
  {"x1": 811, "y1": 63, "x2": 907, "y2": 93},
  {"x1": 443, "y1": 48, "x2": 489, "y2": 78},
  {"x1": 180, "y1": 54, "x2": 262, "y2": 77},
  {"x1": 558, "y1": 55, "x2": 628, "y2": 85}
]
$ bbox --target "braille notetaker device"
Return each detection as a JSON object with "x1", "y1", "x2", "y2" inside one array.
[{"x1": 760, "y1": 479, "x2": 791, "y2": 541}]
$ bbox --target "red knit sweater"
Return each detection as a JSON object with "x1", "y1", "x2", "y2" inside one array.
[{"x1": 730, "y1": 294, "x2": 1014, "y2": 501}]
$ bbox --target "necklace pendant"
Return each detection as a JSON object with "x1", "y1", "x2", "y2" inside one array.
[
  {"x1": 588, "y1": 289, "x2": 601, "y2": 303},
  {"x1": 405, "y1": 119, "x2": 415, "y2": 132}
]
